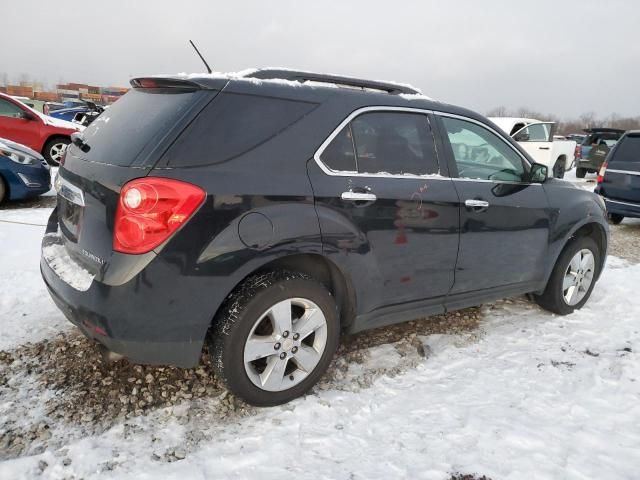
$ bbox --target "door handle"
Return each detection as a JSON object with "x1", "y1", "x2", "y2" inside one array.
[
  {"x1": 465, "y1": 199, "x2": 489, "y2": 211},
  {"x1": 538, "y1": 146, "x2": 550, "y2": 150},
  {"x1": 341, "y1": 191, "x2": 377, "y2": 202}
]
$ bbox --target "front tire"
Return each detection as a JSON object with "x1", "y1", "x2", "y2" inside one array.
[
  {"x1": 534, "y1": 236, "x2": 600, "y2": 315},
  {"x1": 209, "y1": 271, "x2": 340, "y2": 406},
  {"x1": 576, "y1": 167, "x2": 586, "y2": 178},
  {"x1": 43, "y1": 137, "x2": 70, "y2": 165},
  {"x1": 608, "y1": 213, "x2": 624, "y2": 225},
  {"x1": 0, "y1": 176, "x2": 6, "y2": 204}
]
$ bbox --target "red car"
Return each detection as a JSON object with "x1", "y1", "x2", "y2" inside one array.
[{"x1": 0, "y1": 92, "x2": 82, "y2": 165}]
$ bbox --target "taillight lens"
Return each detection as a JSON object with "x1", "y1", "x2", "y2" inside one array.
[
  {"x1": 114, "y1": 177, "x2": 206, "y2": 254},
  {"x1": 597, "y1": 161, "x2": 608, "y2": 184},
  {"x1": 575, "y1": 145, "x2": 582, "y2": 159}
]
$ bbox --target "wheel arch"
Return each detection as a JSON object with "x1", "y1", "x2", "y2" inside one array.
[
  {"x1": 42, "y1": 134, "x2": 71, "y2": 154},
  {"x1": 211, "y1": 252, "x2": 357, "y2": 332}
]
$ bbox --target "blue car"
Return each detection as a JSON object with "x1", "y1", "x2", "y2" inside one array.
[
  {"x1": 0, "y1": 137, "x2": 51, "y2": 203},
  {"x1": 595, "y1": 131, "x2": 640, "y2": 224},
  {"x1": 49, "y1": 101, "x2": 104, "y2": 124}
]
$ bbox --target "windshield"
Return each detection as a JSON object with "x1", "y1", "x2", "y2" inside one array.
[{"x1": 79, "y1": 88, "x2": 206, "y2": 166}]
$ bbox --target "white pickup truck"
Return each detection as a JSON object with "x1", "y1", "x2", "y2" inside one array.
[{"x1": 489, "y1": 117, "x2": 577, "y2": 178}]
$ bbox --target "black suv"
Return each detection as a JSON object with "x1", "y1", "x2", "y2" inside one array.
[
  {"x1": 595, "y1": 131, "x2": 640, "y2": 224},
  {"x1": 41, "y1": 69, "x2": 609, "y2": 406},
  {"x1": 575, "y1": 128, "x2": 625, "y2": 178}
]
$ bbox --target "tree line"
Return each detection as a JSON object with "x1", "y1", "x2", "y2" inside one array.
[{"x1": 486, "y1": 106, "x2": 640, "y2": 135}]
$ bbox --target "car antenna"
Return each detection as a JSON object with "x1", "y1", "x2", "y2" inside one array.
[{"x1": 189, "y1": 40, "x2": 212, "y2": 74}]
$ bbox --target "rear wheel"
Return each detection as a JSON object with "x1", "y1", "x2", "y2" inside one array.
[
  {"x1": 575, "y1": 168, "x2": 586, "y2": 178},
  {"x1": 209, "y1": 270, "x2": 340, "y2": 406},
  {"x1": 553, "y1": 160, "x2": 566, "y2": 179},
  {"x1": 534, "y1": 236, "x2": 600, "y2": 315},
  {"x1": 43, "y1": 137, "x2": 70, "y2": 166},
  {"x1": 608, "y1": 213, "x2": 624, "y2": 225}
]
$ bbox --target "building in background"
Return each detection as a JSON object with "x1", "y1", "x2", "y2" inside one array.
[{"x1": 0, "y1": 81, "x2": 128, "y2": 106}]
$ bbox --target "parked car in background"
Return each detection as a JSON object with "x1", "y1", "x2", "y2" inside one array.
[
  {"x1": 0, "y1": 92, "x2": 83, "y2": 165},
  {"x1": 566, "y1": 133, "x2": 586, "y2": 144},
  {"x1": 0, "y1": 137, "x2": 51, "y2": 203},
  {"x1": 575, "y1": 128, "x2": 625, "y2": 178},
  {"x1": 42, "y1": 69, "x2": 609, "y2": 406},
  {"x1": 43, "y1": 102, "x2": 67, "y2": 115},
  {"x1": 489, "y1": 117, "x2": 576, "y2": 178},
  {"x1": 49, "y1": 101, "x2": 104, "y2": 124},
  {"x1": 595, "y1": 131, "x2": 640, "y2": 224}
]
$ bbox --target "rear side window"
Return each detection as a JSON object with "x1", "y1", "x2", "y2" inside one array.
[
  {"x1": 165, "y1": 93, "x2": 318, "y2": 167},
  {"x1": 80, "y1": 89, "x2": 203, "y2": 166},
  {"x1": 320, "y1": 111, "x2": 439, "y2": 176},
  {"x1": 0, "y1": 99, "x2": 24, "y2": 118},
  {"x1": 610, "y1": 136, "x2": 640, "y2": 164}
]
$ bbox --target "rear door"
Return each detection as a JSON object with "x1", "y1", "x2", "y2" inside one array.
[
  {"x1": 601, "y1": 133, "x2": 640, "y2": 204},
  {"x1": 435, "y1": 114, "x2": 551, "y2": 297},
  {"x1": 308, "y1": 108, "x2": 460, "y2": 315},
  {"x1": 512, "y1": 122, "x2": 555, "y2": 167}
]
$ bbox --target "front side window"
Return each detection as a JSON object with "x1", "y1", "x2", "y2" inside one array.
[
  {"x1": 320, "y1": 111, "x2": 439, "y2": 176},
  {"x1": 0, "y1": 99, "x2": 25, "y2": 118},
  {"x1": 441, "y1": 116, "x2": 527, "y2": 182},
  {"x1": 514, "y1": 123, "x2": 553, "y2": 142}
]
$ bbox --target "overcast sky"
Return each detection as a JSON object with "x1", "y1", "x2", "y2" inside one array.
[{"x1": 3, "y1": 0, "x2": 639, "y2": 118}]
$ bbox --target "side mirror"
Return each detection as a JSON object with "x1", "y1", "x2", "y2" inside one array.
[
  {"x1": 529, "y1": 163, "x2": 548, "y2": 183},
  {"x1": 21, "y1": 111, "x2": 37, "y2": 121}
]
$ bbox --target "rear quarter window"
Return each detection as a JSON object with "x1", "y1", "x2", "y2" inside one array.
[{"x1": 164, "y1": 93, "x2": 318, "y2": 167}]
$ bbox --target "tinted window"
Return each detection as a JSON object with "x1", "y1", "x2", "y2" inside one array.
[
  {"x1": 441, "y1": 116, "x2": 526, "y2": 182},
  {"x1": 321, "y1": 111, "x2": 439, "y2": 175},
  {"x1": 80, "y1": 89, "x2": 202, "y2": 166},
  {"x1": 515, "y1": 123, "x2": 552, "y2": 142},
  {"x1": 320, "y1": 125, "x2": 357, "y2": 172},
  {"x1": 165, "y1": 93, "x2": 318, "y2": 167},
  {"x1": 610, "y1": 136, "x2": 640, "y2": 165},
  {"x1": 0, "y1": 99, "x2": 24, "y2": 118}
]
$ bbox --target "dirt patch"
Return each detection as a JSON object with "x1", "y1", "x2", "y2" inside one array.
[
  {"x1": 608, "y1": 219, "x2": 640, "y2": 264},
  {"x1": 0, "y1": 307, "x2": 482, "y2": 460}
]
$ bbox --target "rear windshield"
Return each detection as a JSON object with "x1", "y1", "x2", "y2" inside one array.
[
  {"x1": 610, "y1": 136, "x2": 640, "y2": 164},
  {"x1": 79, "y1": 89, "x2": 205, "y2": 166},
  {"x1": 582, "y1": 132, "x2": 622, "y2": 146}
]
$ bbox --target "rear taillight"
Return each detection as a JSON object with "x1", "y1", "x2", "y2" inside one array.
[
  {"x1": 597, "y1": 161, "x2": 608, "y2": 184},
  {"x1": 113, "y1": 177, "x2": 206, "y2": 254},
  {"x1": 575, "y1": 145, "x2": 582, "y2": 159}
]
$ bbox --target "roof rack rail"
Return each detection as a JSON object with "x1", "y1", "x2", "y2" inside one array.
[{"x1": 245, "y1": 69, "x2": 420, "y2": 95}]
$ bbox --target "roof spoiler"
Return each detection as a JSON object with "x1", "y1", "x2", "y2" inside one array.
[
  {"x1": 130, "y1": 77, "x2": 202, "y2": 89},
  {"x1": 245, "y1": 69, "x2": 420, "y2": 95},
  {"x1": 582, "y1": 127, "x2": 626, "y2": 134}
]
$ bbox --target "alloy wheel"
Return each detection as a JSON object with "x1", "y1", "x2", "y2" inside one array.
[
  {"x1": 243, "y1": 297, "x2": 328, "y2": 392},
  {"x1": 49, "y1": 142, "x2": 68, "y2": 164},
  {"x1": 562, "y1": 249, "x2": 595, "y2": 306}
]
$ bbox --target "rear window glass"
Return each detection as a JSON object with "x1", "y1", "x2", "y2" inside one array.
[
  {"x1": 80, "y1": 89, "x2": 202, "y2": 166},
  {"x1": 610, "y1": 136, "x2": 640, "y2": 164},
  {"x1": 164, "y1": 93, "x2": 318, "y2": 167}
]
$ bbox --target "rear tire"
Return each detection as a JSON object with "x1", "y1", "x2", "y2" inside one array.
[
  {"x1": 576, "y1": 168, "x2": 586, "y2": 178},
  {"x1": 553, "y1": 160, "x2": 566, "y2": 179},
  {"x1": 43, "y1": 137, "x2": 70, "y2": 166},
  {"x1": 209, "y1": 270, "x2": 340, "y2": 406},
  {"x1": 608, "y1": 213, "x2": 624, "y2": 225},
  {"x1": 534, "y1": 236, "x2": 600, "y2": 315}
]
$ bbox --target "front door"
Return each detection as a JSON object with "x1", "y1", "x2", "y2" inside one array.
[
  {"x1": 307, "y1": 109, "x2": 460, "y2": 316},
  {"x1": 435, "y1": 114, "x2": 551, "y2": 295},
  {"x1": 512, "y1": 122, "x2": 555, "y2": 167}
]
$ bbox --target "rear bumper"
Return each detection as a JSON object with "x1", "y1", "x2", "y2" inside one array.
[
  {"x1": 576, "y1": 159, "x2": 601, "y2": 171},
  {"x1": 603, "y1": 197, "x2": 640, "y2": 218},
  {"x1": 40, "y1": 224, "x2": 221, "y2": 368}
]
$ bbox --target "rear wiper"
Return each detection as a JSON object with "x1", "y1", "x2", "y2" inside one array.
[{"x1": 71, "y1": 132, "x2": 91, "y2": 153}]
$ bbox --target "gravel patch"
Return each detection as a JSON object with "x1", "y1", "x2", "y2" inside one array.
[
  {"x1": 608, "y1": 218, "x2": 640, "y2": 264},
  {"x1": 0, "y1": 307, "x2": 482, "y2": 461}
]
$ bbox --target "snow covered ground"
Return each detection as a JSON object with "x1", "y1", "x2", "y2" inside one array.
[{"x1": 1, "y1": 176, "x2": 639, "y2": 479}]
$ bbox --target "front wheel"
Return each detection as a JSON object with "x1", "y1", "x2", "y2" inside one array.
[
  {"x1": 534, "y1": 236, "x2": 600, "y2": 315},
  {"x1": 575, "y1": 167, "x2": 586, "y2": 178},
  {"x1": 43, "y1": 137, "x2": 70, "y2": 166},
  {"x1": 209, "y1": 271, "x2": 340, "y2": 406},
  {"x1": 608, "y1": 213, "x2": 624, "y2": 225}
]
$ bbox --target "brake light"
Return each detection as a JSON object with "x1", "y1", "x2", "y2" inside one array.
[
  {"x1": 114, "y1": 177, "x2": 206, "y2": 254},
  {"x1": 575, "y1": 145, "x2": 582, "y2": 159},
  {"x1": 597, "y1": 161, "x2": 608, "y2": 184}
]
